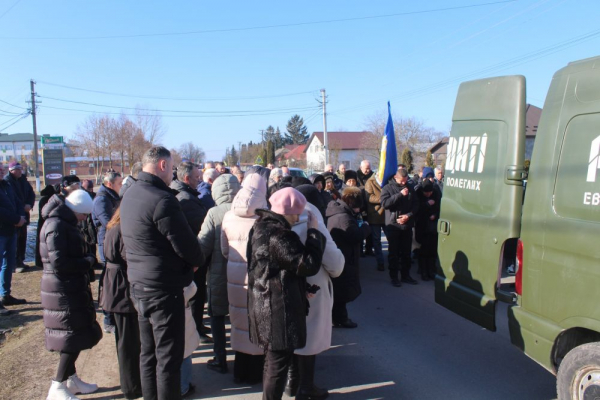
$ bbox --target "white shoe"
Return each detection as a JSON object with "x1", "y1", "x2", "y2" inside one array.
[
  {"x1": 65, "y1": 374, "x2": 98, "y2": 394},
  {"x1": 46, "y1": 380, "x2": 80, "y2": 400}
]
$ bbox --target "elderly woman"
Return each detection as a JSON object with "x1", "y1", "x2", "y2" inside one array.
[
  {"x1": 326, "y1": 186, "x2": 369, "y2": 328},
  {"x1": 247, "y1": 188, "x2": 326, "y2": 400},
  {"x1": 221, "y1": 173, "x2": 268, "y2": 384},
  {"x1": 197, "y1": 174, "x2": 241, "y2": 374},
  {"x1": 40, "y1": 189, "x2": 102, "y2": 400},
  {"x1": 283, "y1": 184, "x2": 344, "y2": 400}
]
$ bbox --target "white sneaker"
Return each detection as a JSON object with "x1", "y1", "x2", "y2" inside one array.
[
  {"x1": 46, "y1": 380, "x2": 80, "y2": 400},
  {"x1": 65, "y1": 374, "x2": 98, "y2": 394}
]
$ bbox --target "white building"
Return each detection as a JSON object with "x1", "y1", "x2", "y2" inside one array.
[
  {"x1": 304, "y1": 131, "x2": 376, "y2": 172},
  {"x1": 0, "y1": 133, "x2": 43, "y2": 164}
]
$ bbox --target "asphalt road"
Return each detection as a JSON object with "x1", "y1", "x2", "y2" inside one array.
[{"x1": 187, "y1": 247, "x2": 557, "y2": 400}]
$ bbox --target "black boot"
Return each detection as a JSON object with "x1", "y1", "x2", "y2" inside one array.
[
  {"x1": 389, "y1": 269, "x2": 401, "y2": 287},
  {"x1": 284, "y1": 354, "x2": 299, "y2": 397},
  {"x1": 296, "y1": 355, "x2": 328, "y2": 400},
  {"x1": 428, "y1": 258, "x2": 437, "y2": 280}
]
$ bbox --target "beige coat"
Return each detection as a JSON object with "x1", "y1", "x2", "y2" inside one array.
[
  {"x1": 220, "y1": 173, "x2": 266, "y2": 355},
  {"x1": 293, "y1": 203, "x2": 345, "y2": 356}
]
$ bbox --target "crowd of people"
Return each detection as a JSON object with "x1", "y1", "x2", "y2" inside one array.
[{"x1": 0, "y1": 147, "x2": 445, "y2": 400}]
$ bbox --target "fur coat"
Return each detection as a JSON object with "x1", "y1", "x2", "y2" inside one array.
[{"x1": 247, "y1": 209, "x2": 325, "y2": 351}]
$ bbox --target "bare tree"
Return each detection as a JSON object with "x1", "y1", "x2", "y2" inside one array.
[
  {"x1": 170, "y1": 148, "x2": 183, "y2": 166},
  {"x1": 74, "y1": 114, "x2": 109, "y2": 183},
  {"x1": 135, "y1": 105, "x2": 166, "y2": 145},
  {"x1": 178, "y1": 142, "x2": 205, "y2": 164}
]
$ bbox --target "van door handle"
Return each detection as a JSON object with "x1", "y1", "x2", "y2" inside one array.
[
  {"x1": 506, "y1": 166, "x2": 528, "y2": 182},
  {"x1": 438, "y1": 219, "x2": 451, "y2": 235}
]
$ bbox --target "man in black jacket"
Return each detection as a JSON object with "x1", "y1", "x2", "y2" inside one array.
[
  {"x1": 5, "y1": 162, "x2": 35, "y2": 272},
  {"x1": 170, "y1": 161, "x2": 211, "y2": 342},
  {"x1": 380, "y1": 168, "x2": 419, "y2": 287},
  {"x1": 0, "y1": 163, "x2": 27, "y2": 311},
  {"x1": 121, "y1": 146, "x2": 202, "y2": 400}
]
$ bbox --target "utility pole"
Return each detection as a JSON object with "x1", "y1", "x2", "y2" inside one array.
[
  {"x1": 321, "y1": 89, "x2": 329, "y2": 167},
  {"x1": 30, "y1": 80, "x2": 40, "y2": 193},
  {"x1": 259, "y1": 130, "x2": 265, "y2": 148},
  {"x1": 238, "y1": 141, "x2": 242, "y2": 166}
]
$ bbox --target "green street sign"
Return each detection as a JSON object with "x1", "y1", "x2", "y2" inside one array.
[{"x1": 255, "y1": 155, "x2": 264, "y2": 165}]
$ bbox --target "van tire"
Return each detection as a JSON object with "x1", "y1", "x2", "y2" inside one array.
[{"x1": 557, "y1": 342, "x2": 600, "y2": 400}]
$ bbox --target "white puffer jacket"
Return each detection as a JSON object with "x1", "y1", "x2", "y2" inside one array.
[
  {"x1": 183, "y1": 282, "x2": 201, "y2": 358},
  {"x1": 220, "y1": 173, "x2": 267, "y2": 355},
  {"x1": 292, "y1": 203, "x2": 345, "y2": 355}
]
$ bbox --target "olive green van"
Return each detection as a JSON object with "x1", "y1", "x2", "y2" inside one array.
[{"x1": 435, "y1": 55, "x2": 600, "y2": 400}]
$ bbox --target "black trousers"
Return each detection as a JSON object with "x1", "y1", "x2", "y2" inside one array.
[
  {"x1": 387, "y1": 227, "x2": 413, "y2": 279},
  {"x1": 210, "y1": 315, "x2": 227, "y2": 363},
  {"x1": 16, "y1": 225, "x2": 26, "y2": 264},
  {"x1": 263, "y1": 349, "x2": 294, "y2": 400},
  {"x1": 131, "y1": 285, "x2": 185, "y2": 400},
  {"x1": 234, "y1": 351, "x2": 264, "y2": 384},
  {"x1": 56, "y1": 351, "x2": 79, "y2": 382},
  {"x1": 114, "y1": 312, "x2": 143, "y2": 399},
  {"x1": 332, "y1": 301, "x2": 348, "y2": 323},
  {"x1": 189, "y1": 267, "x2": 207, "y2": 334}
]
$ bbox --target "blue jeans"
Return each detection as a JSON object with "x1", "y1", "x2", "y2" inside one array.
[
  {"x1": 180, "y1": 355, "x2": 192, "y2": 395},
  {"x1": 0, "y1": 234, "x2": 17, "y2": 297},
  {"x1": 371, "y1": 225, "x2": 386, "y2": 265}
]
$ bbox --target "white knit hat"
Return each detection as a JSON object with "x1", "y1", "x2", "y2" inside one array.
[{"x1": 65, "y1": 189, "x2": 93, "y2": 214}]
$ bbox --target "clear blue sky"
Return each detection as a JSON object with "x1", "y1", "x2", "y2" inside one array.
[{"x1": 1, "y1": 0, "x2": 599, "y2": 161}]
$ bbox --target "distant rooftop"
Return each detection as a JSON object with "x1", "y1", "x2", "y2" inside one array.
[{"x1": 0, "y1": 133, "x2": 56, "y2": 142}]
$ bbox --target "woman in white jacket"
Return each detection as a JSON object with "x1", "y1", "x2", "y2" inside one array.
[
  {"x1": 287, "y1": 184, "x2": 345, "y2": 400},
  {"x1": 221, "y1": 172, "x2": 267, "y2": 384}
]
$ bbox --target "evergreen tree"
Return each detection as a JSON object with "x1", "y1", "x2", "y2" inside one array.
[
  {"x1": 265, "y1": 125, "x2": 276, "y2": 143},
  {"x1": 425, "y1": 150, "x2": 435, "y2": 167},
  {"x1": 401, "y1": 148, "x2": 414, "y2": 174},
  {"x1": 284, "y1": 114, "x2": 309, "y2": 144},
  {"x1": 230, "y1": 145, "x2": 238, "y2": 165},
  {"x1": 266, "y1": 141, "x2": 275, "y2": 165},
  {"x1": 275, "y1": 126, "x2": 283, "y2": 149}
]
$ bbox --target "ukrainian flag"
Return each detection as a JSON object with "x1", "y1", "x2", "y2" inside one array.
[{"x1": 377, "y1": 102, "x2": 398, "y2": 187}]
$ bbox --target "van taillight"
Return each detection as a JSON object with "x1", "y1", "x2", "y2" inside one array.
[{"x1": 515, "y1": 239, "x2": 523, "y2": 296}]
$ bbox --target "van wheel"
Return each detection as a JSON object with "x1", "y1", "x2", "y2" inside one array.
[{"x1": 557, "y1": 342, "x2": 600, "y2": 400}]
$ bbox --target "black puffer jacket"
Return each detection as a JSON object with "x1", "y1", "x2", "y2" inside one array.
[
  {"x1": 100, "y1": 224, "x2": 135, "y2": 314},
  {"x1": 40, "y1": 195, "x2": 102, "y2": 353},
  {"x1": 247, "y1": 209, "x2": 325, "y2": 351},
  {"x1": 0, "y1": 179, "x2": 22, "y2": 236},
  {"x1": 170, "y1": 179, "x2": 208, "y2": 236},
  {"x1": 120, "y1": 172, "x2": 202, "y2": 290},
  {"x1": 326, "y1": 200, "x2": 366, "y2": 303}
]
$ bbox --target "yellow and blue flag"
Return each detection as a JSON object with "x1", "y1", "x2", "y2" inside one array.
[{"x1": 377, "y1": 102, "x2": 398, "y2": 187}]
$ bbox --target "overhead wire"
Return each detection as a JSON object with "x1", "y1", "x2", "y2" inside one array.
[
  {"x1": 329, "y1": 26, "x2": 600, "y2": 116},
  {"x1": 36, "y1": 81, "x2": 320, "y2": 101},
  {"x1": 0, "y1": 111, "x2": 30, "y2": 131},
  {"x1": 1, "y1": 0, "x2": 516, "y2": 40},
  {"x1": 38, "y1": 104, "x2": 321, "y2": 119},
  {"x1": 0, "y1": 98, "x2": 29, "y2": 110},
  {"x1": 0, "y1": 0, "x2": 21, "y2": 21},
  {"x1": 37, "y1": 95, "x2": 318, "y2": 114}
]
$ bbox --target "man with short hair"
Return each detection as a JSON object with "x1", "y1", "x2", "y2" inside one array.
[
  {"x1": 324, "y1": 164, "x2": 334, "y2": 174},
  {"x1": 215, "y1": 162, "x2": 226, "y2": 175},
  {"x1": 120, "y1": 161, "x2": 143, "y2": 198},
  {"x1": 203, "y1": 161, "x2": 215, "y2": 171},
  {"x1": 281, "y1": 166, "x2": 290, "y2": 177},
  {"x1": 434, "y1": 167, "x2": 444, "y2": 194},
  {"x1": 266, "y1": 163, "x2": 274, "y2": 169},
  {"x1": 0, "y1": 163, "x2": 26, "y2": 311},
  {"x1": 397, "y1": 164, "x2": 417, "y2": 190},
  {"x1": 381, "y1": 168, "x2": 419, "y2": 287},
  {"x1": 198, "y1": 168, "x2": 219, "y2": 209},
  {"x1": 93, "y1": 171, "x2": 123, "y2": 334},
  {"x1": 5, "y1": 162, "x2": 35, "y2": 272},
  {"x1": 121, "y1": 146, "x2": 202, "y2": 399},
  {"x1": 336, "y1": 163, "x2": 346, "y2": 182},
  {"x1": 357, "y1": 160, "x2": 373, "y2": 188}
]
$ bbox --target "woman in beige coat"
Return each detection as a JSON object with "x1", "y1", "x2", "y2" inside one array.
[
  {"x1": 221, "y1": 172, "x2": 267, "y2": 384},
  {"x1": 286, "y1": 184, "x2": 345, "y2": 399}
]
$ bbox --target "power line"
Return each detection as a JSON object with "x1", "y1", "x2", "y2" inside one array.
[
  {"x1": 38, "y1": 104, "x2": 321, "y2": 118},
  {"x1": 0, "y1": 0, "x2": 21, "y2": 21},
  {"x1": 36, "y1": 80, "x2": 320, "y2": 101},
  {"x1": 2, "y1": 0, "x2": 516, "y2": 40},
  {"x1": 37, "y1": 95, "x2": 319, "y2": 115},
  {"x1": 0, "y1": 111, "x2": 30, "y2": 131},
  {"x1": 0, "y1": 108, "x2": 24, "y2": 116},
  {"x1": 0, "y1": 98, "x2": 28, "y2": 110},
  {"x1": 329, "y1": 26, "x2": 600, "y2": 116}
]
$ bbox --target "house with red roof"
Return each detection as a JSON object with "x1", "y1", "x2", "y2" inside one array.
[{"x1": 304, "y1": 131, "x2": 377, "y2": 172}]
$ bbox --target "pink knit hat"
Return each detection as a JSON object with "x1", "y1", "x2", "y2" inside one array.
[{"x1": 269, "y1": 187, "x2": 307, "y2": 215}]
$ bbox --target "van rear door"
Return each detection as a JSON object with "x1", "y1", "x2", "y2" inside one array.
[{"x1": 435, "y1": 76, "x2": 526, "y2": 331}]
